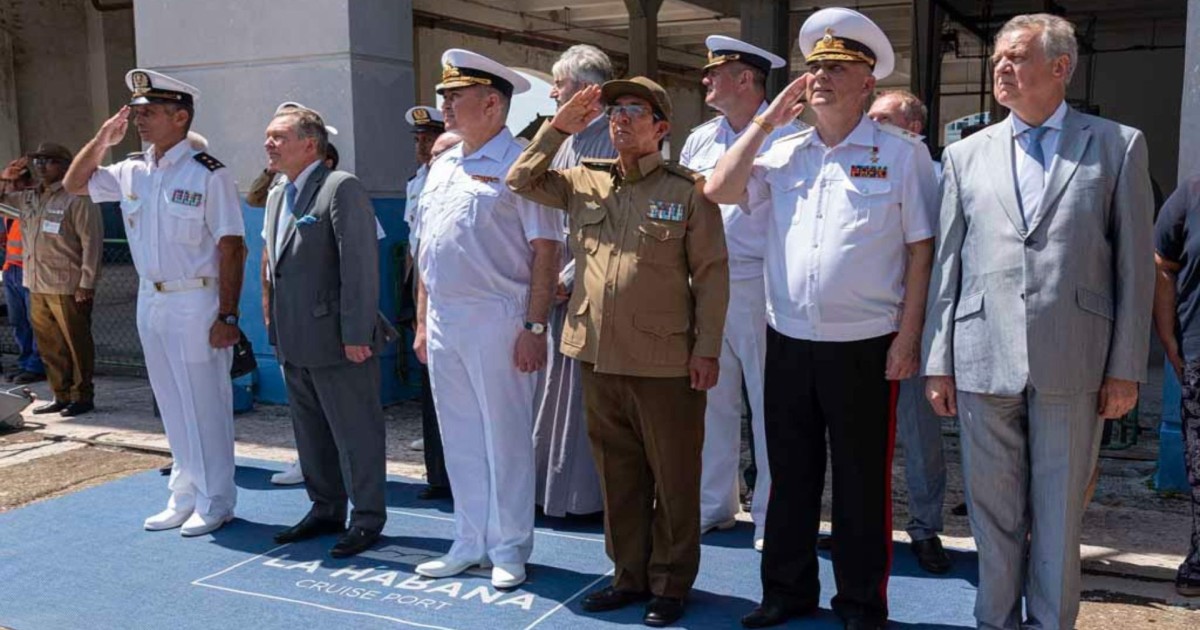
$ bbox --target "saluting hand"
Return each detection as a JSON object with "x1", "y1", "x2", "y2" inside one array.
[
  {"x1": 96, "y1": 106, "x2": 131, "y2": 148},
  {"x1": 0, "y1": 156, "x2": 29, "y2": 182},
  {"x1": 550, "y1": 85, "x2": 604, "y2": 135},
  {"x1": 761, "y1": 74, "x2": 813, "y2": 128}
]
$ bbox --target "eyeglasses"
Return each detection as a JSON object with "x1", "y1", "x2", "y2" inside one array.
[
  {"x1": 605, "y1": 104, "x2": 659, "y2": 120},
  {"x1": 31, "y1": 157, "x2": 64, "y2": 166}
]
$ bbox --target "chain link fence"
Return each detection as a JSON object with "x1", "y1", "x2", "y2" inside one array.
[{"x1": 0, "y1": 203, "x2": 145, "y2": 374}]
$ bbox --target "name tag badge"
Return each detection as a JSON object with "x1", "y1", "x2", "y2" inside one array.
[
  {"x1": 647, "y1": 200, "x2": 684, "y2": 222},
  {"x1": 170, "y1": 189, "x2": 204, "y2": 206},
  {"x1": 41, "y1": 220, "x2": 62, "y2": 235}
]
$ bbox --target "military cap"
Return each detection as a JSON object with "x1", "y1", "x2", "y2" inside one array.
[
  {"x1": 600, "y1": 76, "x2": 673, "y2": 121},
  {"x1": 29, "y1": 142, "x2": 72, "y2": 163},
  {"x1": 406, "y1": 106, "x2": 445, "y2": 133},
  {"x1": 799, "y1": 7, "x2": 895, "y2": 80},
  {"x1": 703, "y1": 35, "x2": 786, "y2": 74},
  {"x1": 274, "y1": 101, "x2": 340, "y2": 136},
  {"x1": 437, "y1": 49, "x2": 531, "y2": 98},
  {"x1": 125, "y1": 69, "x2": 199, "y2": 107}
]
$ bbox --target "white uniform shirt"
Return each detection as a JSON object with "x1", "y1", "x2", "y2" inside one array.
[
  {"x1": 681, "y1": 102, "x2": 800, "y2": 282},
  {"x1": 416, "y1": 128, "x2": 563, "y2": 307},
  {"x1": 745, "y1": 115, "x2": 938, "y2": 342},
  {"x1": 88, "y1": 140, "x2": 244, "y2": 283},
  {"x1": 1010, "y1": 100, "x2": 1067, "y2": 222},
  {"x1": 403, "y1": 163, "x2": 430, "y2": 248}
]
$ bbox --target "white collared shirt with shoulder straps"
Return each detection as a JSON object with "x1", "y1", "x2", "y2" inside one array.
[
  {"x1": 87, "y1": 140, "x2": 244, "y2": 284},
  {"x1": 744, "y1": 115, "x2": 939, "y2": 342}
]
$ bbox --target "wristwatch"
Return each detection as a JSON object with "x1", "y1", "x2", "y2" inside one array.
[
  {"x1": 524, "y1": 321, "x2": 546, "y2": 335},
  {"x1": 218, "y1": 313, "x2": 239, "y2": 326}
]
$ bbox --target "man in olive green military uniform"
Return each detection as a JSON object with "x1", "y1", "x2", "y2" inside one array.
[
  {"x1": 0, "y1": 143, "x2": 102, "y2": 415},
  {"x1": 507, "y1": 77, "x2": 729, "y2": 628}
]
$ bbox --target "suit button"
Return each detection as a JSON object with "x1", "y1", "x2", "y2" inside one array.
[{"x1": 1019, "y1": 293, "x2": 1025, "y2": 300}]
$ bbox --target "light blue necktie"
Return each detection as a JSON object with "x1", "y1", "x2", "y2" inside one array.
[
  {"x1": 1025, "y1": 126, "x2": 1049, "y2": 169},
  {"x1": 284, "y1": 182, "x2": 299, "y2": 218},
  {"x1": 1017, "y1": 126, "x2": 1050, "y2": 225}
]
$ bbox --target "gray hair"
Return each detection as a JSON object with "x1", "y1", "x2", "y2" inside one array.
[
  {"x1": 996, "y1": 13, "x2": 1078, "y2": 84},
  {"x1": 552, "y1": 44, "x2": 613, "y2": 87},
  {"x1": 274, "y1": 107, "x2": 329, "y2": 156},
  {"x1": 876, "y1": 90, "x2": 928, "y2": 131}
]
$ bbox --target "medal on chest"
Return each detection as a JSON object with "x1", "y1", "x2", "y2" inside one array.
[
  {"x1": 648, "y1": 200, "x2": 684, "y2": 222},
  {"x1": 850, "y1": 146, "x2": 888, "y2": 179}
]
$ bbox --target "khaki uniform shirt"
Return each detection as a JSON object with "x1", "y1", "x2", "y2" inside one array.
[
  {"x1": 508, "y1": 123, "x2": 729, "y2": 378},
  {"x1": 2, "y1": 182, "x2": 103, "y2": 294}
]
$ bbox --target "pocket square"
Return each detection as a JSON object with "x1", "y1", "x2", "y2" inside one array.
[{"x1": 296, "y1": 215, "x2": 320, "y2": 226}]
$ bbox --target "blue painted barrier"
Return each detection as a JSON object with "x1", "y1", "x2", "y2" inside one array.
[
  {"x1": 1155, "y1": 357, "x2": 1189, "y2": 492},
  {"x1": 238, "y1": 197, "x2": 416, "y2": 406}
]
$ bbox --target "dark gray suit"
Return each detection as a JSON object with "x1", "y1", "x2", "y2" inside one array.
[
  {"x1": 266, "y1": 162, "x2": 387, "y2": 532},
  {"x1": 923, "y1": 108, "x2": 1154, "y2": 629}
]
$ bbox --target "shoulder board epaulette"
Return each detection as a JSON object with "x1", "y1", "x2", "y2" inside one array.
[
  {"x1": 125, "y1": 151, "x2": 145, "y2": 161},
  {"x1": 582, "y1": 158, "x2": 617, "y2": 170},
  {"x1": 877, "y1": 123, "x2": 924, "y2": 144},
  {"x1": 662, "y1": 161, "x2": 703, "y2": 182},
  {"x1": 688, "y1": 117, "x2": 720, "y2": 134},
  {"x1": 193, "y1": 152, "x2": 225, "y2": 171}
]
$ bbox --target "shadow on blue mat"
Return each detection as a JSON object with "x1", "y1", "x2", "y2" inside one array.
[{"x1": 0, "y1": 460, "x2": 978, "y2": 629}]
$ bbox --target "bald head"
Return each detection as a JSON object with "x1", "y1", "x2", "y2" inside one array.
[
  {"x1": 430, "y1": 131, "x2": 462, "y2": 161},
  {"x1": 868, "y1": 90, "x2": 927, "y2": 135}
]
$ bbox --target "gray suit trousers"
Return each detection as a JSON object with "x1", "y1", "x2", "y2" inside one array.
[
  {"x1": 896, "y1": 377, "x2": 947, "y2": 541},
  {"x1": 957, "y1": 388, "x2": 1102, "y2": 630},
  {"x1": 284, "y1": 357, "x2": 387, "y2": 532}
]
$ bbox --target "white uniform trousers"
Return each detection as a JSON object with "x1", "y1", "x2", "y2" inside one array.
[
  {"x1": 137, "y1": 281, "x2": 236, "y2": 518},
  {"x1": 700, "y1": 275, "x2": 769, "y2": 535},
  {"x1": 427, "y1": 299, "x2": 537, "y2": 565}
]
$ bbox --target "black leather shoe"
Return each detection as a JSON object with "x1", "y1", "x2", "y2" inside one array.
[
  {"x1": 581, "y1": 586, "x2": 651, "y2": 612},
  {"x1": 32, "y1": 400, "x2": 69, "y2": 414},
  {"x1": 911, "y1": 536, "x2": 952, "y2": 574},
  {"x1": 330, "y1": 526, "x2": 380, "y2": 558},
  {"x1": 844, "y1": 618, "x2": 885, "y2": 630},
  {"x1": 417, "y1": 485, "x2": 452, "y2": 500},
  {"x1": 274, "y1": 514, "x2": 346, "y2": 544},
  {"x1": 742, "y1": 602, "x2": 817, "y2": 628},
  {"x1": 643, "y1": 597, "x2": 684, "y2": 627},
  {"x1": 13, "y1": 371, "x2": 45, "y2": 385},
  {"x1": 61, "y1": 401, "x2": 95, "y2": 417}
]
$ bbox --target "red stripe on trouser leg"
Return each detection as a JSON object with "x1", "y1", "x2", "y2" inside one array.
[{"x1": 880, "y1": 378, "x2": 899, "y2": 607}]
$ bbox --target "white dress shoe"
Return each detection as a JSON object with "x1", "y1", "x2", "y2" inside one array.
[
  {"x1": 144, "y1": 507, "x2": 192, "y2": 531},
  {"x1": 180, "y1": 511, "x2": 234, "y2": 537},
  {"x1": 416, "y1": 554, "x2": 491, "y2": 578},
  {"x1": 700, "y1": 518, "x2": 737, "y2": 535},
  {"x1": 409, "y1": 438, "x2": 425, "y2": 451},
  {"x1": 491, "y1": 563, "x2": 526, "y2": 589},
  {"x1": 271, "y1": 461, "x2": 305, "y2": 486}
]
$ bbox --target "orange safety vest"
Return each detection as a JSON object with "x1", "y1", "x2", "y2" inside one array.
[{"x1": 4, "y1": 219, "x2": 22, "y2": 270}]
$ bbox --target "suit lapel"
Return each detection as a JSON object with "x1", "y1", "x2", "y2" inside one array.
[
  {"x1": 276, "y1": 163, "x2": 329, "y2": 268},
  {"x1": 984, "y1": 124, "x2": 1028, "y2": 236},
  {"x1": 1027, "y1": 109, "x2": 1090, "y2": 236}
]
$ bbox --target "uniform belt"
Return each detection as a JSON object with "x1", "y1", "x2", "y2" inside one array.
[{"x1": 152, "y1": 277, "x2": 215, "y2": 293}]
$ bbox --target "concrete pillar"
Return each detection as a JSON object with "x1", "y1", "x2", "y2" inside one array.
[
  {"x1": 625, "y1": 0, "x2": 663, "y2": 79},
  {"x1": 132, "y1": 0, "x2": 416, "y2": 404},
  {"x1": 740, "y1": 0, "x2": 791, "y2": 97},
  {"x1": 85, "y1": 6, "x2": 138, "y2": 160},
  {"x1": 0, "y1": 29, "x2": 18, "y2": 161},
  {"x1": 132, "y1": 0, "x2": 414, "y2": 196},
  {"x1": 910, "y1": 0, "x2": 944, "y2": 148}
]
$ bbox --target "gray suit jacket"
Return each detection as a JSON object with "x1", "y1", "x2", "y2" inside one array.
[
  {"x1": 922, "y1": 107, "x2": 1154, "y2": 395},
  {"x1": 266, "y1": 163, "x2": 385, "y2": 368}
]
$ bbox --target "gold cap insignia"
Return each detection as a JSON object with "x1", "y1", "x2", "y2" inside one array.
[
  {"x1": 132, "y1": 71, "x2": 150, "y2": 93},
  {"x1": 413, "y1": 108, "x2": 430, "y2": 123}
]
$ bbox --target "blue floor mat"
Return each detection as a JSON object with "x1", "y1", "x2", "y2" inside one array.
[{"x1": 0, "y1": 461, "x2": 977, "y2": 629}]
